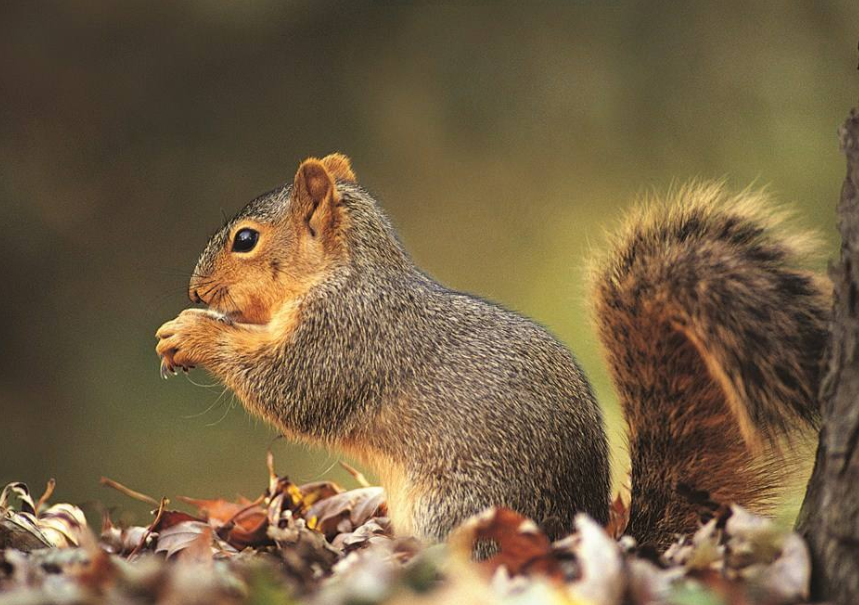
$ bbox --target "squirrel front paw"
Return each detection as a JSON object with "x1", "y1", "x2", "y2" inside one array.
[{"x1": 155, "y1": 309, "x2": 229, "y2": 378}]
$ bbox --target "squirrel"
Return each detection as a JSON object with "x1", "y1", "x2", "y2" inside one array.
[{"x1": 155, "y1": 154, "x2": 829, "y2": 551}]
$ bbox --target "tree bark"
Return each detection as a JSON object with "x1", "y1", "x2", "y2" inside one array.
[{"x1": 796, "y1": 105, "x2": 859, "y2": 604}]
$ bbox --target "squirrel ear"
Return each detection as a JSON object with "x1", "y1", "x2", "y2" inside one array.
[
  {"x1": 292, "y1": 158, "x2": 339, "y2": 239},
  {"x1": 321, "y1": 153, "x2": 356, "y2": 183}
]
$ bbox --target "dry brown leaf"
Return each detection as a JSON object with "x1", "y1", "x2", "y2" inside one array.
[
  {"x1": 178, "y1": 495, "x2": 258, "y2": 526},
  {"x1": 298, "y1": 481, "x2": 343, "y2": 507},
  {"x1": 0, "y1": 481, "x2": 87, "y2": 550},
  {"x1": 154, "y1": 509, "x2": 203, "y2": 532},
  {"x1": 36, "y1": 503, "x2": 87, "y2": 548},
  {"x1": 305, "y1": 486, "x2": 386, "y2": 540},
  {"x1": 450, "y1": 507, "x2": 557, "y2": 577},
  {"x1": 331, "y1": 517, "x2": 393, "y2": 552},
  {"x1": 155, "y1": 520, "x2": 214, "y2": 560},
  {"x1": 178, "y1": 494, "x2": 269, "y2": 548},
  {"x1": 0, "y1": 512, "x2": 53, "y2": 551},
  {"x1": 1, "y1": 482, "x2": 38, "y2": 514},
  {"x1": 0, "y1": 463, "x2": 823, "y2": 605},
  {"x1": 222, "y1": 511, "x2": 269, "y2": 549}
]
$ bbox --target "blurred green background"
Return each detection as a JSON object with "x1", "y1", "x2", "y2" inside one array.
[{"x1": 1, "y1": 1, "x2": 856, "y2": 526}]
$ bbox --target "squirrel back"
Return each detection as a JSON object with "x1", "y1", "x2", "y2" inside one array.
[{"x1": 591, "y1": 183, "x2": 828, "y2": 550}]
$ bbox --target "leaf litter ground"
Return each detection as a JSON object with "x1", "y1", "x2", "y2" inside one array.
[{"x1": 0, "y1": 450, "x2": 813, "y2": 605}]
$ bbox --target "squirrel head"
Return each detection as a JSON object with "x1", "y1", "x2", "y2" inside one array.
[{"x1": 189, "y1": 153, "x2": 357, "y2": 324}]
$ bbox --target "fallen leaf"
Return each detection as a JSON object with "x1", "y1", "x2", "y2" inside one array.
[
  {"x1": 155, "y1": 521, "x2": 214, "y2": 560},
  {"x1": 179, "y1": 494, "x2": 269, "y2": 549},
  {"x1": 332, "y1": 517, "x2": 393, "y2": 552},
  {"x1": 305, "y1": 486, "x2": 386, "y2": 540},
  {"x1": 154, "y1": 509, "x2": 204, "y2": 532},
  {"x1": 450, "y1": 507, "x2": 555, "y2": 577},
  {"x1": 36, "y1": 503, "x2": 87, "y2": 547},
  {"x1": 0, "y1": 482, "x2": 37, "y2": 514},
  {"x1": 298, "y1": 481, "x2": 343, "y2": 507},
  {"x1": 178, "y1": 495, "x2": 258, "y2": 526},
  {"x1": 0, "y1": 482, "x2": 87, "y2": 550},
  {"x1": 0, "y1": 511, "x2": 53, "y2": 551}
]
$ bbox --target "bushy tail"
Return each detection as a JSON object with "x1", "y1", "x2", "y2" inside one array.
[{"x1": 591, "y1": 183, "x2": 829, "y2": 551}]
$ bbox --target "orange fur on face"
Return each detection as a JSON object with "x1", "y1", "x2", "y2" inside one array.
[
  {"x1": 190, "y1": 220, "x2": 288, "y2": 325},
  {"x1": 189, "y1": 157, "x2": 350, "y2": 328}
]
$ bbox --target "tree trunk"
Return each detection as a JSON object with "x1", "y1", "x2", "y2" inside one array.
[{"x1": 796, "y1": 104, "x2": 859, "y2": 604}]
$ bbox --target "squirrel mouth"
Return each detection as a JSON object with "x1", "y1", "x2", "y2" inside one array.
[
  {"x1": 202, "y1": 306, "x2": 244, "y2": 325},
  {"x1": 205, "y1": 294, "x2": 272, "y2": 326},
  {"x1": 216, "y1": 308, "x2": 267, "y2": 326}
]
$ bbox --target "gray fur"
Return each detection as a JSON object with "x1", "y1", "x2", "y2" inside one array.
[{"x1": 195, "y1": 181, "x2": 610, "y2": 542}]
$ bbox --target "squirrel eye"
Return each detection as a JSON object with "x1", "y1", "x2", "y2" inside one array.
[{"x1": 232, "y1": 228, "x2": 259, "y2": 253}]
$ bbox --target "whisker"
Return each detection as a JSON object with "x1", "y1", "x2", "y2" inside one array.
[
  {"x1": 188, "y1": 278, "x2": 219, "y2": 291},
  {"x1": 183, "y1": 385, "x2": 229, "y2": 419},
  {"x1": 144, "y1": 278, "x2": 220, "y2": 311},
  {"x1": 212, "y1": 286, "x2": 227, "y2": 309},
  {"x1": 183, "y1": 373, "x2": 222, "y2": 390},
  {"x1": 226, "y1": 290, "x2": 241, "y2": 315},
  {"x1": 199, "y1": 283, "x2": 221, "y2": 302},
  {"x1": 206, "y1": 393, "x2": 236, "y2": 427},
  {"x1": 307, "y1": 454, "x2": 341, "y2": 483}
]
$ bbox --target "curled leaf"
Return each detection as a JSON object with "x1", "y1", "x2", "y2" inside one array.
[
  {"x1": 304, "y1": 487, "x2": 386, "y2": 540},
  {"x1": 155, "y1": 520, "x2": 215, "y2": 560}
]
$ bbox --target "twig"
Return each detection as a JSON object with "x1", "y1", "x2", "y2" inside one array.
[
  {"x1": 340, "y1": 461, "x2": 371, "y2": 488},
  {"x1": 100, "y1": 477, "x2": 162, "y2": 507},
  {"x1": 129, "y1": 497, "x2": 167, "y2": 558},
  {"x1": 35, "y1": 478, "x2": 55, "y2": 514},
  {"x1": 266, "y1": 436, "x2": 286, "y2": 494}
]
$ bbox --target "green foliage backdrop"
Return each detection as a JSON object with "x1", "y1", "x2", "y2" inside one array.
[{"x1": 1, "y1": 1, "x2": 856, "y2": 525}]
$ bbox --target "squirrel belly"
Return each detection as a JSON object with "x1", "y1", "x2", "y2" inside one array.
[{"x1": 157, "y1": 156, "x2": 827, "y2": 551}]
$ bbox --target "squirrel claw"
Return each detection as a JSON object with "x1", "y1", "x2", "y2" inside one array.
[{"x1": 160, "y1": 358, "x2": 174, "y2": 380}]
